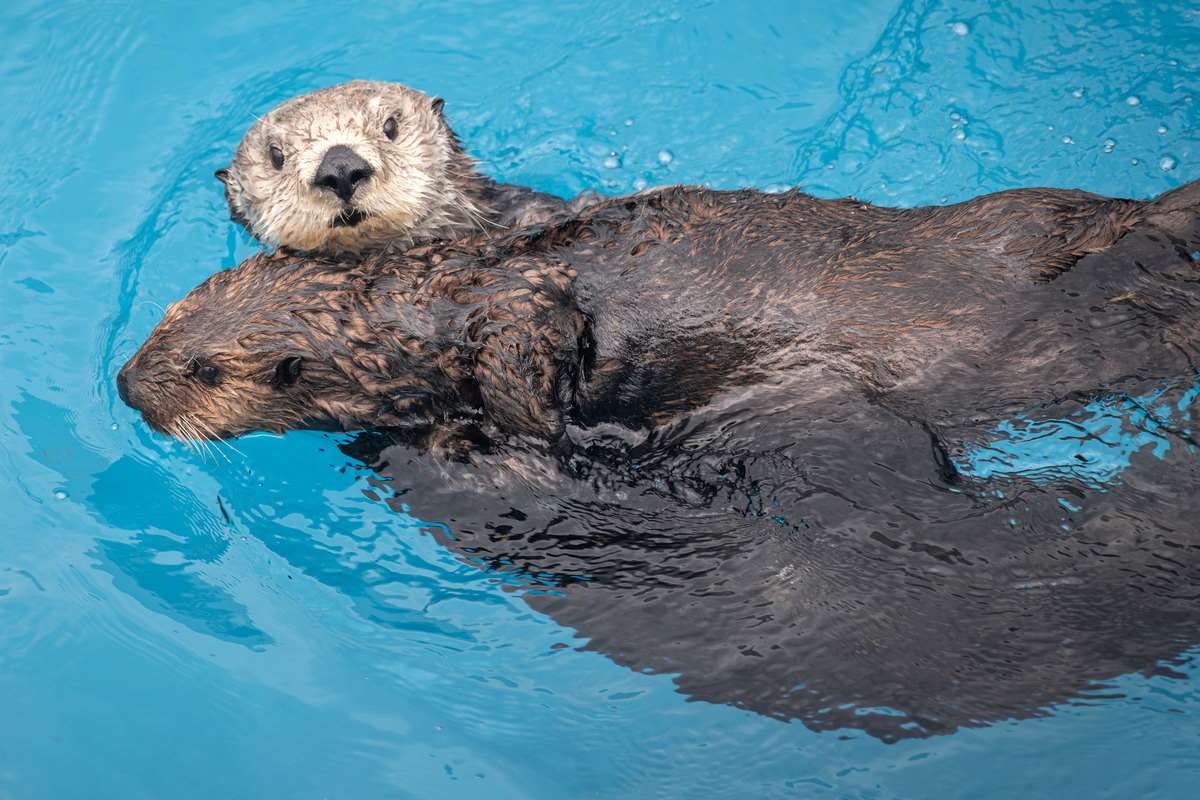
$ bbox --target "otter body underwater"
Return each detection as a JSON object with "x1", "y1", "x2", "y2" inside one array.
[
  {"x1": 217, "y1": 80, "x2": 593, "y2": 254},
  {"x1": 120, "y1": 179, "x2": 1200, "y2": 740}
]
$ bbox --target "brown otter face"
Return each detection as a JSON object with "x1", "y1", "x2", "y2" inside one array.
[
  {"x1": 216, "y1": 80, "x2": 477, "y2": 255},
  {"x1": 117, "y1": 251, "x2": 585, "y2": 446},
  {"x1": 116, "y1": 253, "x2": 454, "y2": 443}
]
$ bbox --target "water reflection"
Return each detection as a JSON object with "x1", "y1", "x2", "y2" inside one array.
[{"x1": 331, "y1": 220, "x2": 1200, "y2": 742}]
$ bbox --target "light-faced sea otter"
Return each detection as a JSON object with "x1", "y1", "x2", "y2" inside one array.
[
  {"x1": 217, "y1": 80, "x2": 591, "y2": 255},
  {"x1": 119, "y1": 178, "x2": 1200, "y2": 739}
]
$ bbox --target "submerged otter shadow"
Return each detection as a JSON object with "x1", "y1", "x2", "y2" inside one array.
[
  {"x1": 340, "y1": 223, "x2": 1200, "y2": 743},
  {"x1": 341, "y1": 377, "x2": 1200, "y2": 743}
]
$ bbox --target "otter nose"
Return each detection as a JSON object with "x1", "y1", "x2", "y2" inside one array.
[
  {"x1": 117, "y1": 359, "x2": 150, "y2": 412},
  {"x1": 313, "y1": 145, "x2": 373, "y2": 203},
  {"x1": 116, "y1": 362, "x2": 135, "y2": 407}
]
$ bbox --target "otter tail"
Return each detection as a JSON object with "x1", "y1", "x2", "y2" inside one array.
[{"x1": 1143, "y1": 179, "x2": 1200, "y2": 243}]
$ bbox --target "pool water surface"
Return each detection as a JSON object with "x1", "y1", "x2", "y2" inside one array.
[{"x1": 1, "y1": 1, "x2": 1199, "y2": 798}]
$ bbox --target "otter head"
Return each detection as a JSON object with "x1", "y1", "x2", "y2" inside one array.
[
  {"x1": 117, "y1": 251, "x2": 586, "y2": 447},
  {"x1": 216, "y1": 81, "x2": 487, "y2": 256}
]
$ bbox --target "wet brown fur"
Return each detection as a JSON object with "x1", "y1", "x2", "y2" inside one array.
[{"x1": 120, "y1": 179, "x2": 1200, "y2": 447}]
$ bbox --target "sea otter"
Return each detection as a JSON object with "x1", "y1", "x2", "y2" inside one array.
[
  {"x1": 120, "y1": 180, "x2": 1198, "y2": 443},
  {"x1": 216, "y1": 80, "x2": 590, "y2": 255},
  {"x1": 119, "y1": 179, "x2": 1200, "y2": 738}
]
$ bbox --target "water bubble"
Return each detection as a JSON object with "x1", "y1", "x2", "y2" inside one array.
[
  {"x1": 623, "y1": 118, "x2": 634, "y2": 127},
  {"x1": 657, "y1": 149, "x2": 674, "y2": 165},
  {"x1": 608, "y1": 129, "x2": 617, "y2": 137},
  {"x1": 53, "y1": 489, "x2": 68, "y2": 500},
  {"x1": 1103, "y1": 138, "x2": 1116, "y2": 153},
  {"x1": 1131, "y1": 158, "x2": 1140, "y2": 166},
  {"x1": 950, "y1": 22, "x2": 969, "y2": 36},
  {"x1": 110, "y1": 423, "x2": 118, "y2": 431},
  {"x1": 1126, "y1": 95, "x2": 1141, "y2": 106},
  {"x1": 954, "y1": 130, "x2": 966, "y2": 141},
  {"x1": 1062, "y1": 135, "x2": 1074, "y2": 145},
  {"x1": 1160, "y1": 156, "x2": 1177, "y2": 172},
  {"x1": 603, "y1": 154, "x2": 620, "y2": 169},
  {"x1": 1072, "y1": 88, "x2": 1085, "y2": 99},
  {"x1": 633, "y1": 177, "x2": 648, "y2": 191},
  {"x1": 1157, "y1": 125, "x2": 1168, "y2": 135}
]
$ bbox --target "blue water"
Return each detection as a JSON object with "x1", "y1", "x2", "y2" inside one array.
[
  {"x1": 2, "y1": 1, "x2": 1199, "y2": 797},
  {"x1": 961, "y1": 378, "x2": 1200, "y2": 487}
]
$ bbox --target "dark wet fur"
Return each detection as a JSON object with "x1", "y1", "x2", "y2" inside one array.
[{"x1": 125, "y1": 180, "x2": 1200, "y2": 740}]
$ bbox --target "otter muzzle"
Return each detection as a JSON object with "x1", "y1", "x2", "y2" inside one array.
[{"x1": 313, "y1": 145, "x2": 373, "y2": 203}]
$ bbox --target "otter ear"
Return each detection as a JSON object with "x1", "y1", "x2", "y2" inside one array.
[
  {"x1": 272, "y1": 356, "x2": 303, "y2": 388},
  {"x1": 430, "y1": 97, "x2": 445, "y2": 116},
  {"x1": 214, "y1": 167, "x2": 231, "y2": 185}
]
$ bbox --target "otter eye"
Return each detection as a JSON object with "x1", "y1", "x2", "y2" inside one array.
[
  {"x1": 383, "y1": 116, "x2": 398, "y2": 141},
  {"x1": 268, "y1": 143, "x2": 284, "y2": 169},
  {"x1": 273, "y1": 356, "x2": 303, "y2": 388},
  {"x1": 194, "y1": 363, "x2": 221, "y2": 386}
]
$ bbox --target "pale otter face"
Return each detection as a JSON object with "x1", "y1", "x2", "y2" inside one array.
[
  {"x1": 116, "y1": 253, "x2": 454, "y2": 443},
  {"x1": 217, "y1": 81, "x2": 469, "y2": 255}
]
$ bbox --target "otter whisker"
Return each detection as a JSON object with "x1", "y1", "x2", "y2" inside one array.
[
  {"x1": 180, "y1": 420, "x2": 205, "y2": 461},
  {"x1": 139, "y1": 300, "x2": 168, "y2": 317},
  {"x1": 186, "y1": 417, "x2": 227, "y2": 463},
  {"x1": 449, "y1": 193, "x2": 503, "y2": 234},
  {"x1": 169, "y1": 420, "x2": 202, "y2": 460},
  {"x1": 194, "y1": 418, "x2": 243, "y2": 461},
  {"x1": 178, "y1": 417, "x2": 218, "y2": 463}
]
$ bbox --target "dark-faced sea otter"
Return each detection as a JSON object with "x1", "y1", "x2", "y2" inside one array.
[
  {"x1": 120, "y1": 180, "x2": 1198, "y2": 442},
  {"x1": 119, "y1": 179, "x2": 1200, "y2": 739},
  {"x1": 216, "y1": 80, "x2": 590, "y2": 255}
]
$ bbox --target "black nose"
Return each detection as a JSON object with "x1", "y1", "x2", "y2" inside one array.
[
  {"x1": 117, "y1": 362, "x2": 136, "y2": 407},
  {"x1": 313, "y1": 145, "x2": 373, "y2": 203}
]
